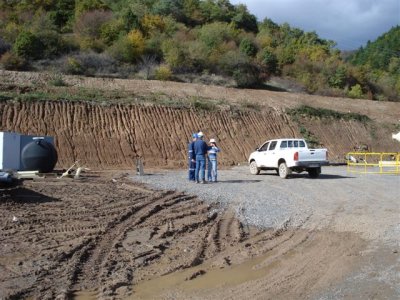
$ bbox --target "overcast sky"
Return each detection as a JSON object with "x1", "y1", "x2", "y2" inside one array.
[{"x1": 230, "y1": 0, "x2": 400, "y2": 50}]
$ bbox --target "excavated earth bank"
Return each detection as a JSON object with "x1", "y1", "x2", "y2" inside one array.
[
  {"x1": 0, "y1": 70, "x2": 399, "y2": 169},
  {"x1": 0, "y1": 71, "x2": 399, "y2": 299}
]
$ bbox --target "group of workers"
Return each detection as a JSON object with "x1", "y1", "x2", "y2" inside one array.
[{"x1": 188, "y1": 131, "x2": 220, "y2": 183}]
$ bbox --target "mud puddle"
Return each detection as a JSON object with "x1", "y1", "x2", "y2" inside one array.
[{"x1": 132, "y1": 251, "x2": 278, "y2": 299}]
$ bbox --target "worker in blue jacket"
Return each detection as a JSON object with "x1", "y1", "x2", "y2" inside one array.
[
  {"x1": 188, "y1": 133, "x2": 197, "y2": 181},
  {"x1": 193, "y1": 131, "x2": 208, "y2": 183},
  {"x1": 207, "y1": 138, "x2": 220, "y2": 182}
]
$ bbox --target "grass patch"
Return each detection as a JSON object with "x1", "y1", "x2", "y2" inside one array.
[
  {"x1": 49, "y1": 74, "x2": 68, "y2": 87},
  {"x1": 287, "y1": 105, "x2": 371, "y2": 124}
]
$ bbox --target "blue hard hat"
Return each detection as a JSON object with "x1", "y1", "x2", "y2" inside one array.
[{"x1": 192, "y1": 133, "x2": 198, "y2": 138}]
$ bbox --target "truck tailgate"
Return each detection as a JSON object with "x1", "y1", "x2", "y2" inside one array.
[{"x1": 298, "y1": 149, "x2": 327, "y2": 163}]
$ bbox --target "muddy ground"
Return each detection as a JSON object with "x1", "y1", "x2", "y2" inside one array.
[{"x1": 0, "y1": 169, "x2": 398, "y2": 300}]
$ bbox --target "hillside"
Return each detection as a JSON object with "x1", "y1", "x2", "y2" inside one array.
[
  {"x1": 0, "y1": 70, "x2": 399, "y2": 170},
  {"x1": 1, "y1": 0, "x2": 399, "y2": 100}
]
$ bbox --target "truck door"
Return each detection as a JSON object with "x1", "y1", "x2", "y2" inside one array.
[
  {"x1": 257, "y1": 141, "x2": 270, "y2": 167},
  {"x1": 265, "y1": 140, "x2": 278, "y2": 167}
]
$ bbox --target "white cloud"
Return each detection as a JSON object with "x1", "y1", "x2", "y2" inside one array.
[{"x1": 230, "y1": 0, "x2": 400, "y2": 49}]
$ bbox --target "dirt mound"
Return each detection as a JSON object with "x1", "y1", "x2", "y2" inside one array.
[{"x1": 0, "y1": 174, "x2": 367, "y2": 300}]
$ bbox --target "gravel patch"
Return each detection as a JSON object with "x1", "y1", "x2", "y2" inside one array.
[{"x1": 131, "y1": 165, "x2": 400, "y2": 246}]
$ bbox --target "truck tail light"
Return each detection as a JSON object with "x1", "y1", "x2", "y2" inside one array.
[{"x1": 294, "y1": 151, "x2": 299, "y2": 161}]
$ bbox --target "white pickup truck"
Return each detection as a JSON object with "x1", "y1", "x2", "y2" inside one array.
[{"x1": 248, "y1": 138, "x2": 328, "y2": 178}]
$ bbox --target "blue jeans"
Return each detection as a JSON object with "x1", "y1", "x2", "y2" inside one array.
[
  {"x1": 208, "y1": 158, "x2": 217, "y2": 181},
  {"x1": 195, "y1": 155, "x2": 206, "y2": 182}
]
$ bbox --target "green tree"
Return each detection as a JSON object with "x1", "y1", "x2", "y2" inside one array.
[
  {"x1": 198, "y1": 22, "x2": 236, "y2": 50},
  {"x1": 239, "y1": 38, "x2": 257, "y2": 57},
  {"x1": 259, "y1": 48, "x2": 278, "y2": 74},
  {"x1": 13, "y1": 31, "x2": 43, "y2": 59},
  {"x1": 231, "y1": 4, "x2": 258, "y2": 33}
]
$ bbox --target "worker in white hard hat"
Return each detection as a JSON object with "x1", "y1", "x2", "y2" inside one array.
[
  {"x1": 207, "y1": 138, "x2": 220, "y2": 182},
  {"x1": 193, "y1": 131, "x2": 208, "y2": 183},
  {"x1": 188, "y1": 133, "x2": 198, "y2": 181}
]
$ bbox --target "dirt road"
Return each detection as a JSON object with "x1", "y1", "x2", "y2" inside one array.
[{"x1": 0, "y1": 167, "x2": 398, "y2": 299}]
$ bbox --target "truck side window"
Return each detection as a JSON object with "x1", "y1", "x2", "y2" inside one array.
[
  {"x1": 299, "y1": 141, "x2": 305, "y2": 147},
  {"x1": 288, "y1": 140, "x2": 293, "y2": 148},
  {"x1": 280, "y1": 141, "x2": 287, "y2": 148},
  {"x1": 259, "y1": 142, "x2": 269, "y2": 151},
  {"x1": 269, "y1": 141, "x2": 277, "y2": 150},
  {"x1": 294, "y1": 140, "x2": 298, "y2": 147}
]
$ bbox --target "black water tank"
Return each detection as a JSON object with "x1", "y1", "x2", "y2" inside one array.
[{"x1": 21, "y1": 140, "x2": 58, "y2": 173}]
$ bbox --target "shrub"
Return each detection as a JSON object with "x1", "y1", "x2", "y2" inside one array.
[
  {"x1": 161, "y1": 39, "x2": 186, "y2": 69},
  {"x1": 13, "y1": 31, "x2": 43, "y2": 59},
  {"x1": 126, "y1": 29, "x2": 145, "y2": 58},
  {"x1": 100, "y1": 18, "x2": 125, "y2": 46},
  {"x1": 74, "y1": 10, "x2": 113, "y2": 39},
  {"x1": 1, "y1": 22, "x2": 21, "y2": 43},
  {"x1": 219, "y1": 49, "x2": 249, "y2": 75},
  {"x1": 239, "y1": 38, "x2": 257, "y2": 57},
  {"x1": 155, "y1": 64, "x2": 172, "y2": 81},
  {"x1": 348, "y1": 84, "x2": 363, "y2": 99},
  {"x1": 65, "y1": 57, "x2": 83, "y2": 74},
  {"x1": 259, "y1": 48, "x2": 278, "y2": 74},
  {"x1": 140, "y1": 14, "x2": 165, "y2": 36},
  {"x1": 36, "y1": 31, "x2": 65, "y2": 58},
  {"x1": 108, "y1": 31, "x2": 144, "y2": 63},
  {"x1": 73, "y1": 10, "x2": 113, "y2": 52},
  {"x1": 63, "y1": 52, "x2": 117, "y2": 76},
  {"x1": 0, "y1": 51, "x2": 28, "y2": 70},
  {"x1": 0, "y1": 37, "x2": 11, "y2": 56},
  {"x1": 49, "y1": 73, "x2": 68, "y2": 86},
  {"x1": 198, "y1": 22, "x2": 236, "y2": 50},
  {"x1": 233, "y1": 63, "x2": 261, "y2": 88},
  {"x1": 75, "y1": 0, "x2": 109, "y2": 19}
]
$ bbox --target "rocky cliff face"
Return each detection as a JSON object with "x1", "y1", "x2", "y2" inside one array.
[{"x1": 0, "y1": 100, "x2": 397, "y2": 169}]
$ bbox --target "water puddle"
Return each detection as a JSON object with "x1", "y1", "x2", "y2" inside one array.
[{"x1": 130, "y1": 251, "x2": 280, "y2": 299}]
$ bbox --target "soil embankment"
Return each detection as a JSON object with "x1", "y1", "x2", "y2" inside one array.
[{"x1": 0, "y1": 70, "x2": 399, "y2": 169}]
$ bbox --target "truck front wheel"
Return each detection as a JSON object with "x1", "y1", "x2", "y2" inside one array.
[
  {"x1": 249, "y1": 161, "x2": 260, "y2": 175},
  {"x1": 278, "y1": 162, "x2": 291, "y2": 179}
]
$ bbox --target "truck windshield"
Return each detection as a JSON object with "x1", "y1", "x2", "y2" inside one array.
[{"x1": 259, "y1": 142, "x2": 269, "y2": 151}]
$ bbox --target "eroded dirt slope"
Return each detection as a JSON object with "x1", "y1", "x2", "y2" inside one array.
[{"x1": 0, "y1": 70, "x2": 399, "y2": 169}]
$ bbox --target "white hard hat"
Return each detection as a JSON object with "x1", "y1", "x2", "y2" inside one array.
[
  {"x1": 210, "y1": 138, "x2": 216, "y2": 143},
  {"x1": 197, "y1": 131, "x2": 204, "y2": 137}
]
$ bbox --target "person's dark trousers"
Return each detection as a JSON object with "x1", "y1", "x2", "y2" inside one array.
[{"x1": 188, "y1": 159, "x2": 196, "y2": 181}]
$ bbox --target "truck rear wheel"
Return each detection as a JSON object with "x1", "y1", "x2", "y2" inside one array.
[
  {"x1": 308, "y1": 167, "x2": 321, "y2": 178},
  {"x1": 249, "y1": 161, "x2": 260, "y2": 175},
  {"x1": 278, "y1": 162, "x2": 291, "y2": 179}
]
